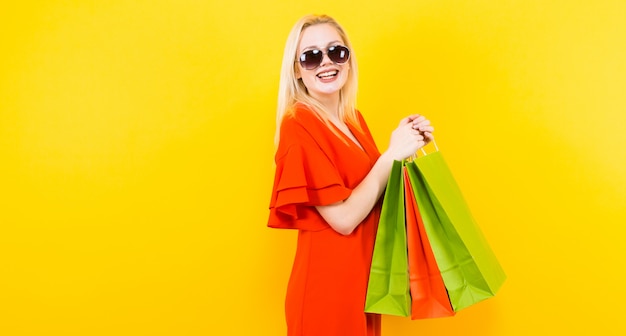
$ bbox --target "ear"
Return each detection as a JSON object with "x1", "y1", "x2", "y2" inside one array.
[{"x1": 295, "y1": 66, "x2": 302, "y2": 79}]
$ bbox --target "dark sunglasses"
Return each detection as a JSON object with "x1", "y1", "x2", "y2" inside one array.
[{"x1": 298, "y1": 45, "x2": 350, "y2": 70}]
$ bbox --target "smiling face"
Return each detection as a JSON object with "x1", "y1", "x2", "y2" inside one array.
[{"x1": 296, "y1": 23, "x2": 350, "y2": 104}]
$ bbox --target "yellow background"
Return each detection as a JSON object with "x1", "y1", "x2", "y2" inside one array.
[{"x1": 1, "y1": 1, "x2": 625, "y2": 335}]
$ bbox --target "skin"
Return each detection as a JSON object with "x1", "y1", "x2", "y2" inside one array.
[
  {"x1": 295, "y1": 24, "x2": 350, "y2": 111},
  {"x1": 296, "y1": 23, "x2": 435, "y2": 235}
]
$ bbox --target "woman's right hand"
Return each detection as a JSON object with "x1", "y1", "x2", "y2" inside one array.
[{"x1": 384, "y1": 115, "x2": 434, "y2": 161}]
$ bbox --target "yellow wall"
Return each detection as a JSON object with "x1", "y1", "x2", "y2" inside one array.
[{"x1": 1, "y1": 1, "x2": 625, "y2": 335}]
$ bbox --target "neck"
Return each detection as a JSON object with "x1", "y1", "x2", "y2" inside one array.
[{"x1": 312, "y1": 93, "x2": 341, "y2": 117}]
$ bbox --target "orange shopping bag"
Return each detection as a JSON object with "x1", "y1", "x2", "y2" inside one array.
[{"x1": 404, "y1": 168, "x2": 455, "y2": 319}]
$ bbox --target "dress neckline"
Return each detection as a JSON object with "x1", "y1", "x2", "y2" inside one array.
[{"x1": 329, "y1": 120, "x2": 368, "y2": 155}]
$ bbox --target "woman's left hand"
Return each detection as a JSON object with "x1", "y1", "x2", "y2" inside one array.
[{"x1": 409, "y1": 115, "x2": 435, "y2": 146}]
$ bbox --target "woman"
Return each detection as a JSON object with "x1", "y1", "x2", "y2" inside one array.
[{"x1": 267, "y1": 14, "x2": 434, "y2": 336}]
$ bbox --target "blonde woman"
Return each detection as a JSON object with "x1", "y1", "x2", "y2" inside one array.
[{"x1": 268, "y1": 14, "x2": 434, "y2": 336}]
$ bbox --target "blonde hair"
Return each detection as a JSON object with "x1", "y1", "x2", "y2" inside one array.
[{"x1": 275, "y1": 14, "x2": 360, "y2": 145}]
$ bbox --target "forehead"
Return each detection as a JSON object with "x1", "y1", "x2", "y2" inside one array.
[{"x1": 298, "y1": 23, "x2": 344, "y2": 51}]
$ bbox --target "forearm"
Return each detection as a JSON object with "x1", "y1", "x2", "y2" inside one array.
[
  {"x1": 315, "y1": 114, "x2": 434, "y2": 235},
  {"x1": 315, "y1": 152, "x2": 396, "y2": 235}
]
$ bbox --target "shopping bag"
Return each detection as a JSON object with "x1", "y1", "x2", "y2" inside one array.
[
  {"x1": 405, "y1": 145, "x2": 506, "y2": 312},
  {"x1": 365, "y1": 160, "x2": 411, "y2": 317},
  {"x1": 404, "y1": 168, "x2": 455, "y2": 319}
]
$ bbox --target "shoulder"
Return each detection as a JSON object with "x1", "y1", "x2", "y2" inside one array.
[
  {"x1": 353, "y1": 109, "x2": 374, "y2": 136},
  {"x1": 279, "y1": 104, "x2": 327, "y2": 142},
  {"x1": 276, "y1": 104, "x2": 327, "y2": 158},
  {"x1": 283, "y1": 103, "x2": 324, "y2": 128},
  {"x1": 354, "y1": 109, "x2": 366, "y2": 125}
]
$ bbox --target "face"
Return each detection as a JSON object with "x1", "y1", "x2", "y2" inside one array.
[{"x1": 296, "y1": 23, "x2": 350, "y2": 102}]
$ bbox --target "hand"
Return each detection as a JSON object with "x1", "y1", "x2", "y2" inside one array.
[
  {"x1": 384, "y1": 114, "x2": 435, "y2": 161},
  {"x1": 409, "y1": 114, "x2": 435, "y2": 145}
]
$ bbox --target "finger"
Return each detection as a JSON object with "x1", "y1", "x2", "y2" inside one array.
[
  {"x1": 411, "y1": 116, "x2": 426, "y2": 125},
  {"x1": 422, "y1": 132, "x2": 434, "y2": 141},
  {"x1": 401, "y1": 114, "x2": 423, "y2": 126},
  {"x1": 418, "y1": 125, "x2": 434, "y2": 133},
  {"x1": 412, "y1": 118, "x2": 430, "y2": 128},
  {"x1": 406, "y1": 114, "x2": 421, "y2": 121},
  {"x1": 408, "y1": 126, "x2": 423, "y2": 137},
  {"x1": 398, "y1": 116, "x2": 413, "y2": 126}
]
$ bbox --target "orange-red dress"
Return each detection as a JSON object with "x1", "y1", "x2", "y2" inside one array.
[{"x1": 268, "y1": 103, "x2": 382, "y2": 336}]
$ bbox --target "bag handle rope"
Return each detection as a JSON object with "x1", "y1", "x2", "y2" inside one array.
[{"x1": 407, "y1": 139, "x2": 438, "y2": 161}]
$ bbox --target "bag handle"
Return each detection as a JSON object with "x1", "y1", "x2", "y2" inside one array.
[
  {"x1": 412, "y1": 139, "x2": 439, "y2": 159},
  {"x1": 406, "y1": 139, "x2": 438, "y2": 162}
]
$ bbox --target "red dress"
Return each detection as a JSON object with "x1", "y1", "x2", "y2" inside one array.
[{"x1": 268, "y1": 103, "x2": 382, "y2": 336}]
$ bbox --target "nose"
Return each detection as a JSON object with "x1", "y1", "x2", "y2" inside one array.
[{"x1": 319, "y1": 52, "x2": 332, "y2": 67}]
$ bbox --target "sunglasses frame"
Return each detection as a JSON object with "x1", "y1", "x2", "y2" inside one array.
[{"x1": 298, "y1": 45, "x2": 350, "y2": 70}]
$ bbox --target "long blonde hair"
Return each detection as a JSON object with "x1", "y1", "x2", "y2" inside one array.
[{"x1": 275, "y1": 14, "x2": 360, "y2": 145}]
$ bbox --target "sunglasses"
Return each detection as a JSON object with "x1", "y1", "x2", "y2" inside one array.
[{"x1": 298, "y1": 45, "x2": 350, "y2": 70}]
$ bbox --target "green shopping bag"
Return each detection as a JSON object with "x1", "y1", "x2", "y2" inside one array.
[
  {"x1": 365, "y1": 160, "x2": 411, "y2": 317},
  {"x1": 405, "y1": 144, "x2": 506, "y2": 312}
]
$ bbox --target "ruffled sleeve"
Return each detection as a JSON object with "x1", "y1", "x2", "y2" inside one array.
[{"x1": 267, "y1": 114, "x2": 352, "y2": 231}]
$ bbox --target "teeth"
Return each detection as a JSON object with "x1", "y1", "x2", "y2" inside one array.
[{"x1": 318, "y1": 71, "x2": 337, "y2": 78}]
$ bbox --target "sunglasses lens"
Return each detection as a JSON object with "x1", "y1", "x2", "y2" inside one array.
[
  {"x1": 298, "y1": 46, "x2": 350, "y2": 70},
  {"x1": 299, "y1": 50, "x2": 323, "y2": 70},
  {"x1": 328, "y1": 46, "x2": 350, "y2": 64}
]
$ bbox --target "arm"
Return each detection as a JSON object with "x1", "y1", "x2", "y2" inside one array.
[{"x1": 316, "y1": 115, "x2": 434, "y2": 235}]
